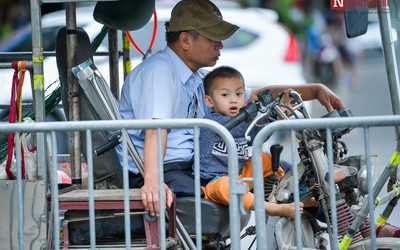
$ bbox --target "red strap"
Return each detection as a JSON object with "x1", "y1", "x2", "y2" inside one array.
[
  {"x1": 17, "y1": 61, "x2": 27, "y2": 178},
  {"x1": 125, "y1": 9, "x2": 158, "y2": 57},
  {"x1": 17, "y1": 61, "x2": 27, "y2": 122},
  {"x1": 5, "y1": 64, "x2": 19, "y2": 179},
  {"x1": 5, "y1": 61, "x2": 27, "y2": 179}
]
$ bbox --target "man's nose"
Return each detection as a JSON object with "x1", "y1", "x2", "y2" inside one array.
[{"x1": 216, "y1": 41, "x2": 223, "y2": 50}]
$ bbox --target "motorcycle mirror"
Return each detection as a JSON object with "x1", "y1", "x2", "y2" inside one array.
[{"x1": 343, "y1": 0, "x2": 369, "y2": 38}]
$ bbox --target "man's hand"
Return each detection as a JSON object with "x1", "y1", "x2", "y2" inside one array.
[
  {"x1": 141, "y1": 181, "x2": 174, "y2": 217},
  {"x1": 315, "y1": 84, "x2": 345, "y2": 112},
  {"x1": 142, "y1": 128, "x2": 173, "y2": 217},
  {"x1": 278, "y1": 88, "x2": 294, "y2": 118},
  {"x1": 252, "y1": 83, "x2": 345, "y2": 113}
]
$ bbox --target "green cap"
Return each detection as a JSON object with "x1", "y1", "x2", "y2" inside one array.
[{"x1": 168, "y1": 0, "x2": 239, "y2": 41}]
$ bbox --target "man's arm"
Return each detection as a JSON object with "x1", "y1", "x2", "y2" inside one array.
[
  {"x1": 249, "y1": 83, "x2": 345, "y2": 112},
  {"x1": 141, "y1": 128, "x2": 174, "y2": 216}
]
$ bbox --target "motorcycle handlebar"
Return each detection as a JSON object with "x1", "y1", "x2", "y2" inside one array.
[
  {"x1": 223, "y1": 89, "x2": 275, "y2": 131},
  {"x1": 94, "y1": 131, "x2": 121, "y2": 156},
  {"x1": 223, "y1": 101, "x2": 258, "y2": 130},
  {"x1": 94, "y1": 138, "x2": 121, "y2": 156}
]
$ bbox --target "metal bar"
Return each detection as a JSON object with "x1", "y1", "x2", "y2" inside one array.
[
  {"x1": 157, "y1": 128, "x2": 166, "y2": 250},
  {"x1": 227, "y1": 131, "x2": 241, "y2": 250},
  {"x1": 29, "y1": 2, "x2": 47, "y2": 249},
  {"x1": 59, "y1": 201, "x2": 145, "y2": 210},
  {"x1": 364, "y1": 127, "x2": 377, "y2": 247},
  {"x1": 378, "y1": 0, "x2": 400, "y2": 138},
  {"x1": 30, "y1": 0, "x2": 46, "y2": 180},
  {"x1": 86, "y1": 130, "x2": 96, "y2": 250},
  {"x1": 15, "y1": 132, "x2": 25, "y2": 250},
  {"x1": 122, "y1": 129, "x2": 132, "y2": 249},
  {"x1": 108, "y1": 28, "x2": 120, "y2": 100},
  {"x1": 0, "y1": 62, "x2": 33, "y2": 69},
  {"x1": 326, "y1": 128, "x2": 339, "y2": 250},
  {"x1": 252, "y1": 135, "x2": 267, "y2": 249},
  {"x1": 291, "y1": 130, "x2": 302, "y2": 249},
  {"x1": 51, "y1": 131, "x2": 60, "y2": 250},
  {"x1": 66, "y1": 3, "x2": 82, "y2": 184},
  {"x1": 2, "y1": 116, "x2": 400, "y2": 133},
  {"x1": 194, "y1": 126, "x2": 202, "y2": 248},
  {"x1": 0, "y1": 51, "x2": 116, "y2": 60}
]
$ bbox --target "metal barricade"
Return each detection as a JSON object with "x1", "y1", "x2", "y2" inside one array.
[
  {"x1": 0, "y1": 118, "x2": 244, "y2": 250},
  {"x1": 251, "y1": 115, "x2": 400, "y2": 250}
]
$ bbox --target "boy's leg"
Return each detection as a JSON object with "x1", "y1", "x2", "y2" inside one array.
[
  {"x1": 241, "y1": 153, "x2": 285, "y2": 200},
  {"x1": 203, "y1": 176, "x2": 255, "y2": 210},
  {"x1": 240, "y1": 153, "x2": 285, "y2": 191},
  {"x1": 203, "y1": 153, "x2": 285, "y2": 210}
]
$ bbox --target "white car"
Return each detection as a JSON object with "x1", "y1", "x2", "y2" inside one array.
[
  {"x1": 350, "y1": 14, "x2": 382, "y2": 52},
  {"x1": 0, "y1": 2, "x2": 306, "y2": 107},
  {"x1": 0, "y1": 5, "x2": 104, "y2": 106}
]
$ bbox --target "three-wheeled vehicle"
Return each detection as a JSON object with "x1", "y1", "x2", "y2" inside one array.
[{"x1": 2, "y1": 0, "x2": 400, "y2": 249}]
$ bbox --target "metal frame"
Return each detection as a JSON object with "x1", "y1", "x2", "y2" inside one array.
[{"x1": 0, "y1": 118, "x2": 240, "y2": 249}]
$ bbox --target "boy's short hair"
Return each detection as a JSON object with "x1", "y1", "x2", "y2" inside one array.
[{"x1": 204, "y1": 66, "x2": 245, "y2": 95}]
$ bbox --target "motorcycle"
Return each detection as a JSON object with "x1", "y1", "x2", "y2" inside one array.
[{"x1": 223, "y1": 89, "x2": 400, "y2": 249}]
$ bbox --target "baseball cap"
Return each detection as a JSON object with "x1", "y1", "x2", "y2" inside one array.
[{"x1": 167, "y1": 0, "x2": 239, "y2": 41}]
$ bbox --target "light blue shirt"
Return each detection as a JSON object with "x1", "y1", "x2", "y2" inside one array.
[{"x1": 116, "y1": 46, "x2": 252, "y2": 174}]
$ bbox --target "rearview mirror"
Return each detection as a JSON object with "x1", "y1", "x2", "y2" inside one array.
[{"x1": 343, "y1": 0, "x2": 369, "y2": 38}]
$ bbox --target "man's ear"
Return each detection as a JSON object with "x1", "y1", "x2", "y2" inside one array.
[
  {"x1": 204, "y1": 95, "x2": 214, "y2": 108},
  {"x1": 179, "y1": 32, "x2": 190, "y2": 50}
]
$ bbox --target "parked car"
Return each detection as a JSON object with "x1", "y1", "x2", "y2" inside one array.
[
  {"x1": 0, "y1": 5, "x2": 100, "y2": 155},
  {"x1": 0, "y1": 5, "x2": 104, "y2": 106},
  {"x1": 350, "y1": 13, "x2": 382, "y2": 53}
]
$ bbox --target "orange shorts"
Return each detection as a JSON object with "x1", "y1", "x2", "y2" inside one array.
[{"x1": 202, "y1": 153, "x2": 284, "y2": 210}]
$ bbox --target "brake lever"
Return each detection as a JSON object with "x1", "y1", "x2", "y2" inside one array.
[
  {"x1": 288, "y1": 90, "x2": 311, "y2": 119},
  {"x1": 244, "y1": 111, "x2": 271, "y2": 142},
  {"x1": 244, "y1": 100, "x2": 277, "y2": 142}
]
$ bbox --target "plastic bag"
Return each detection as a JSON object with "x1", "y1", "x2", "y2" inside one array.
[{"x1": 0, "y1": 118, "x2": 37, "y2": 180}]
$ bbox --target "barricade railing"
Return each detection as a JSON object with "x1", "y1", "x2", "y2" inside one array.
[
  {"x1": 251, "y1": 115, "x2": 400, "y2": 250},
  {"x1": 0, "y1": 118, "x2": 243, "y2": 250}
]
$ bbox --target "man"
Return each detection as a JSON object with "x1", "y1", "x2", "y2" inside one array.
[{"x1": 116, "y1": 0, "x2": 345, "y2": 217}]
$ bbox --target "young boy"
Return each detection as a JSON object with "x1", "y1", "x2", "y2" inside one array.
[
  {"x1": 197, "y1": 65, "x2": 303, "y2": 219},
  {"x1": 198, "y1": 66, "x2": 400, "y2": 238}
]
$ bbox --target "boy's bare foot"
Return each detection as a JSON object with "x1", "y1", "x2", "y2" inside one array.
[
  {"x1": 304, "y1": 197, "x2": 319, "y2": 207},
  {"x1": 333, "y1": 168, "x2": 346, "y2": 183},
  {"x1": 376, "y1": 222, "x2": 400, "y2": 238},
  {"x1": 280, "y1": 202, "x2": 304, "y2": 219}
]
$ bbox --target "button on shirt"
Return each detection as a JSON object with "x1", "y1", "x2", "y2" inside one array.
[{"x1": 116, "y1": 46, "x2": 211, "y2": 174}]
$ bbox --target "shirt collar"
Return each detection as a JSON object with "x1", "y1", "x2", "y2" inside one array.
[{"x1": 165, "y1": 46, "x2": 193, "y2": 86}]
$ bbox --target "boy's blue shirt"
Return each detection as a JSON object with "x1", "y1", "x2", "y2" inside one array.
[{"x1": 198, "y1": 112, "x2": 262, "y2": 182}]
